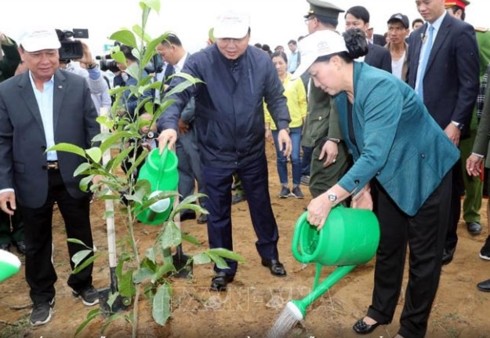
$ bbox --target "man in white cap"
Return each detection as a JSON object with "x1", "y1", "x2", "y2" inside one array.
[
  {"x1": 158, "y1": 11, "x2": 292, "y2": 292},
  {"x1": 0, "y1": 28, "x2": 100, "y2": 326}
]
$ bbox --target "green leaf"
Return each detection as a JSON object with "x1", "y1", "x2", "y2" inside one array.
[
  {"x1": 192, "y1": 252, "x2": 211, "y2": 265},
  {"x1": 67, "y1": 238, "x2": 92, "y2": 249},
  {"x1": 99, "y1": 131, "x2": 135, "y2": 154},
  {"x1": 142, "y1": 0, "x2": 160, "y2": 13},
  {"x1": 118, "y1": 270, "x2": 136, "y2": 299},
  {"x1": 133, "y1": 267, "x2": 155, "y2": 284},
  {"x1": 73, "y1": 162, "x2": 92, "y2": 177},
  {"x1": 152, "y1": 262, "x2": 176, "y2": 283},
  {"x1": 86, "y1": 147, "x2": 102, "y2": 163},
  {"x1": 208, "y1": 248, "x2": 246, "y2": 263},
  {"x1": 181, "y1": 232, "x2": 201, "y2": 246},
  {"x1": 79, "y1": 175, "x2": 94, "y2": 192},
  {"x1": 160, "y1": 221, "x2": 182, "y2": 249},
  {"x1": 75, "y1": 308, "x2": 101, "y2": 336},
  {"x1": 48, "y1": 143, "x2": 86, "y2": 158},
  {"x1": 207, "y1": 251, "x2": 229, "y2": 270},
  {"x1": 152, "y1": 284, "x2": 171, "y2": 326},
  {"x1": 72, "y1": 253, "x2": 99, "y2": 275},
  {"x1": 110, "y1": 30, "x2": 137, "y2": 48}
]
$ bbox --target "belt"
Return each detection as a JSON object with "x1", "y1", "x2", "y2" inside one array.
[{"x1": 45, "y1": 161, "x2": 59, "y2": 170}]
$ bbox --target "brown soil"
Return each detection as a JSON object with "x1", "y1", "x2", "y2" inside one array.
[{"x1": 1, "y1": 142, "x2": 490, "y2": 338}]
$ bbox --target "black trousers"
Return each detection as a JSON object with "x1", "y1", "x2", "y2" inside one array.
[
  {"x1": 444, "y1": 159, "x2": 464, "y2": 251},
  {"x1": 367, "y1": 172, "x2": 452, "y2": 338},
  {"x1": 202, "y1": 153, "x2": 280, "y2": 276},
  {"x1": 21, "y1": 170, "x2": 93, "y2": 305}
]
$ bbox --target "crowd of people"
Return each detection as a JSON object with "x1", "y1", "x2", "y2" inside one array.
[{"x1": 1, "y1": 0, "x2": 490, "y2": 336}]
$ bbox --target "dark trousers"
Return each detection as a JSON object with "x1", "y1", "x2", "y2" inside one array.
[
  {"x1": 176, "y1": 129, "x2": 205, "y2": 210},
  {"x1": 20, "y1": 170, "x2": 93, "y2": 305},
  {"x1": 202, "y1": 154, "x2": 279, "y2": 276},
  {"x1": 0, "y1": 207, "x2": 24, "y2": 245},
  {"x1": 367, "y1": 172, "x2": 451, "y2": 338},
  {"x1": 444, "y1": 160, "x2": 464, "y2": 251},
  {"x1": 301, "y1": 145, "x2": 313, "y2": 177}
]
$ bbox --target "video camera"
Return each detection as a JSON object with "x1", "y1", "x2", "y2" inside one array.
[
  {"x1": 95, "y1": 54, "x2": 119, "y2": 73},
  {"x1": 56, "y1": 29, "x2": 89, "y2": 61}
]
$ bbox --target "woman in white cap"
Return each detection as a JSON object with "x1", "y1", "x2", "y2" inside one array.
[{"x1": 294, "y1": 29, "x2": 458, "y2": 338}]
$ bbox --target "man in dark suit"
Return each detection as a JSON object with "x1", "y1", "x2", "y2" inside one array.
[
  {"x1": 367, "y1": 27, "x2": 387, "y2": 46},
  {"x1": 344, "y1": 6, "x2": 392, "y2": 73},
  {"x1": 0, "y1": 28, "x2": 100, "y2": 326},
  {"x1": 406, "y1": 0, "x2": 479, "y2": 265}
]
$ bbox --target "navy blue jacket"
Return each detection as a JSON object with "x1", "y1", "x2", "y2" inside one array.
[{"x1": 158, "y1": 44, "x2": 290, "y2": 168}]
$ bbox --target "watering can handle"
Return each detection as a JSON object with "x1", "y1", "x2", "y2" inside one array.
[{"x1": 291, "y1": 212, "x2": 313, "y2": 264}]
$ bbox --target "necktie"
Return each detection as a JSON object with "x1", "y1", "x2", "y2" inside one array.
[{"x1": 416, "y1": 25, "x2": 435, "y2": 99}]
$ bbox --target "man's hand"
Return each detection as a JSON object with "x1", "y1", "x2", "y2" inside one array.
[
  {"x1": 444, "y1": 123, "x2": 461, "y2": 146},
  {"x1": 319, "y1": 140, "x2": 339, "y2": 167},
  {"x1": 75, "y1": 41, "x2": 96, "y2": 69},
  {"x1": 466, "y1": 154, "x2": 484, "y2": 177},
  {"x1": 0, "y1": 191, "x2": 16, "y2": 216},
  {"x1": 277, "y1": 129, "x2": 292, "y2": 158},
  {"x1": 158, "y1": 129, "x2": 178, "y2": 153}
]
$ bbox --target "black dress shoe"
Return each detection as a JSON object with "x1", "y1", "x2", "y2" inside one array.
[
  {"x1": 261, "y1": 259, "x2": 287, "y2": 276},
  {"x1": 0, "y1": 242, "x2": 10, "y2": 251},
  {"x1": 442, "y1": 247, "x2": 455, "y2": 265},
  {"x1": 477, "y1": 279, "x2": 490, "y2": 292},
  {"x1": 466, "y1": 222, "x2": 482, "y2": 236},
  {"x1": 353, "y1": 318, "x2": 381, "y2": 334},
  {"x1": 14, "y1": 241, "x2": 26, "y2": 255},
  {"x1": 210, "y1": 272, "x2": 234, "y2": 292}
]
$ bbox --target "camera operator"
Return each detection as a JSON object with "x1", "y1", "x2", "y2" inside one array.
[{"x1": 57, "y1": 30, "x2": 111, "y2": 115}]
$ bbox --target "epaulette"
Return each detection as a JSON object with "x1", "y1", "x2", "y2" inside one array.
[{"x1": 475, "y1": 27, "x2": 489, "y2": 33}]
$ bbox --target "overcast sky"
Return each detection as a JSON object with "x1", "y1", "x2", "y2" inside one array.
[{"x1": 2, "y1": 0, "x2": 489, "y2": 55}]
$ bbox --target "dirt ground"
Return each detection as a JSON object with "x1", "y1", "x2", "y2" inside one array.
[{"x1": 1, "y1": 142, "x2": 490, "y2": 338}]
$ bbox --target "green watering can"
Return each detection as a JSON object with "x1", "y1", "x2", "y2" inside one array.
[
  {"x1": 289, "y1": 205, "x2": 380, "y2": 319},
  {"x1": 136, "y1": 147, "x2": 179, "y2": 225},
  {"x1": 0, "y1": 249, "x2": 21, "y2": 282}
]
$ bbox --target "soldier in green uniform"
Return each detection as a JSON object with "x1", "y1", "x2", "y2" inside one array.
[
  {"x1": 446, "y1": 0, "x2": 490, "y2": 238},
  {"x1": 299, "y1": 0, "x2": 350, "y2": 198}
]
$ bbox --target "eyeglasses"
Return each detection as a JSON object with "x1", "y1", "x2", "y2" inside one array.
[{"x1": 304, "y1": 16, "x2": 316, "y2": 24}]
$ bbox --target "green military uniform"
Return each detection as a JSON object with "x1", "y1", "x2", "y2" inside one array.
[
  {"x1": 301, "y1": 0, "x2": 349, "y2": 198},
  {"x1": 302, "y1": 85, "x2": 350, "y2": 197},
  {"x1": 460, "y1": 27, "x2": 490, "y2": 225}
]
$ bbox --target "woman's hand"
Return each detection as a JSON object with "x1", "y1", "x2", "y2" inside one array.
[{"x1": 307, "y1": 193, "x2": 332, "y2": 230}]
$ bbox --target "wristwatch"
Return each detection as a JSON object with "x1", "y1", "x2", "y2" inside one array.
[
  {"x1": 327, "y1": 192, "x2": 338, "y2": 205},
  {"x1": 451, "y1": 121, "x2": 464, "y2": 130}
]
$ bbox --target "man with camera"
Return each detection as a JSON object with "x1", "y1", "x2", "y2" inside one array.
[{"x1": 56, "y1": 29, "x2": 111, "y2": 115}]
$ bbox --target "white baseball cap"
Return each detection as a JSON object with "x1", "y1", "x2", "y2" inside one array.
[
  {"x1": 292, "y1": 30, "x2": 347, "y2": 79},
  {"x1": 213, "y1": 11, "x2": 250, "y2": 39},
  {"x1": 20, "y1": 29, "x2": 61, "y2": 52}
]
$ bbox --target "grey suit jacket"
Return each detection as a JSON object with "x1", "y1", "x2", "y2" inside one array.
[{"x1": 0, "y1": 69, "x2": 99, "y2": 208}]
